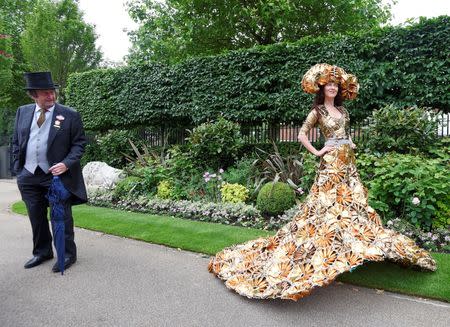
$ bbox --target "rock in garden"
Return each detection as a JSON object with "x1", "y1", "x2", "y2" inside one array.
[{"x1": 82, "y1": 161, "x2": 124, "y2": 194}]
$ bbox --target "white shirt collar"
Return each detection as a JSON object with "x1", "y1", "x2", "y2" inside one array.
[{"x1": 35, "y1": 104, "x2": 55, "y2": 114}]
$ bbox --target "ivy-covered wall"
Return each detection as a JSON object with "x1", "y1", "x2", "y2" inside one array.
[{"x1": 66, "y1": 16, "x2": 450, "y2": 132}]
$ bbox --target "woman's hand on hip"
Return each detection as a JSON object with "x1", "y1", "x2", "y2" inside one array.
[{"x1": 317, "y1": 145, "x2": 335, "y2": 157}]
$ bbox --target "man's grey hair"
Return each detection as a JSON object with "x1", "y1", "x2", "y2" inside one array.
[{"x1": 26, "y1": 89, "x2": 59, "y2": 100}]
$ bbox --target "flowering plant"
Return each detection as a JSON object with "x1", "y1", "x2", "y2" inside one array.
[
  {"x1": 386, "y1": 218, "x2": 450, "y2": 253},
  {"x1": 202, "y1": 168, "x2": 224, "y2": 202}
]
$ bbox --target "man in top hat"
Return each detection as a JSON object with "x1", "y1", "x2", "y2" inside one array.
[{"x1": 12, "y1": 71, "x2": 87, "y2": 273}]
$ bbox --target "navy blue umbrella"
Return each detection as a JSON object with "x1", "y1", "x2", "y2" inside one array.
[{"x1": 47, "y1": 176, "x2": 71, "y2": 275}]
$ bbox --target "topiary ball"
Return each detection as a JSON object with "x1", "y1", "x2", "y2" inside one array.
[{"x1": 256, "y1": 182, "x2": 296, "y2": 216}]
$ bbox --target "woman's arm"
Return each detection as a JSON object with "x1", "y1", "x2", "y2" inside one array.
[
  {"x1": 298, "y1": 134, "x2": 334, "y2": 156},
  {"x1": 298, "y1": 109, "x2": 334, "y2": 156}
]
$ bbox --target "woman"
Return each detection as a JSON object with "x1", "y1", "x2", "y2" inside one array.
[{"x1": 208, "y1": 63, "x2": 436, "y2": 301}]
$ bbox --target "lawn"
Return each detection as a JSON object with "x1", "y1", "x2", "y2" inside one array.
[{"x1": 12, "y1": 201, "x2": 450, "y2": 302}]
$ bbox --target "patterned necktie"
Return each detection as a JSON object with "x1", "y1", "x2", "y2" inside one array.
[{"x1": 37, "y1": 108, "x2": 46, "y2": 128}]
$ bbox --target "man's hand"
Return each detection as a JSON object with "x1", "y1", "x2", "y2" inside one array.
[{"x1": 49, "y1": 163, "x2": 68, "y2": 176}]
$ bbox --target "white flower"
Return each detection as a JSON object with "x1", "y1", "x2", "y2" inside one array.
[
  {"x1": 219, "y1": 168, "x2": 224, "y2": 174},
  {"x1": 211, "y1": 173, "x2": 217, "y2": 178},
  {"x1": 56, "y1": 115, "x2": 65, "y2": 120},
  {"x1": 412, "y1": 197, "x2": 420, "y2": 205}
]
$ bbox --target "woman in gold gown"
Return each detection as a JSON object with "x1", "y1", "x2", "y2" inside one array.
[{"x1": 208, "y1": 63, "x2": 436, "y2": 301}]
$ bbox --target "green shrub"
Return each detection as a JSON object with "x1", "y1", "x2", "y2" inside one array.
[
  {"x1": 81, "y1": 129, "x2": 143, "y2": 168},
  {"x1": 67, "y1": 17, "x2": 450, "y2": 131},
  {"x1": 132, "y1": 165, "x2": 169, "y2": 196},
  {"x1": 252, "y1": 142, "x2": 303, "y2": 194},
  {"x1": 248, "y1": 143, "x2": 317, "y2": 199},
  {"x1": 164, "y1": 146, "x2": 198, "y2": 200},
  {"x1": 113, "y1": 176, "x2": 144, "y2": 199},
  {"x1": 183, "y1": 173, "x2": 208, "y2": 201},
  {"x1": 433, "y1": 195, "x2": 450, "y2": 229},
  {"x1": 365, "y1": 105, "x2": 439, "y2": 154},
  {"x1": 221, "y1": 183, "x2": 249, "y2": 203},
  {"x1": 366, "y1": 153, "x2": 450, "y2": 229},
  {"x1": 221, "y1": 157, "x2": 257, "y2": 195},
  {"x1": 156, "y1": 180, "x2": 174, "y2": 199},
  {"x1": 355, "y1": 152, "x2": 380, "y2": 181},
  {"x1": 256, "y1": 182, "x2": 296, "y2": 216},
  {"x1": 239, "y1": 142, "x2": 307, "y2": 159},
  {"x1": 186, "y1": 117, "x2": 243, "y2": 169},
  {"x1": 426, "y1": 137, "x2": 450, "y2": 163},
  {"x1": 300, "y1": 151, "x2": 318, "y2": 194}
]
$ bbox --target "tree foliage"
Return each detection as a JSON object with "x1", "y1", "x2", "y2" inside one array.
[
  {"x1": 0, "y1": 0, "x2": 102, "y2": 136},
  {"x1": 0, "y1": 0, "x2": 34, "y2": 135},
  {"x1": 21, "y1": 0, "x2": 102, "y2": 101},
  {"x1": 127, "y1": 0, "x2": 393, "y2": 64}
]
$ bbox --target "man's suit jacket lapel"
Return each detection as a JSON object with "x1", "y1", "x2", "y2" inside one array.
[
  {"x1": 47, "y1": 103, "x2": 61, "y2": 150},
  {"x1": 22, "y1": 104, "x2": 35, "y2": 149}
]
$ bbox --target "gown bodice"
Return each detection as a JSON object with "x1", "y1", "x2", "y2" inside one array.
[{"x1": 299, "y1": 105, "x2": 350, "y2": 140}]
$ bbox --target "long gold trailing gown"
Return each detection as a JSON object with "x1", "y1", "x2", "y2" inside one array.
[{"x1": 208, "y1": 105, "x2": 436, "y2": 301}]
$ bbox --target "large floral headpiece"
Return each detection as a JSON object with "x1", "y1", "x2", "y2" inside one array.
[{"x1": 301, "y1": 63, "x2": 359, "y2": 100}]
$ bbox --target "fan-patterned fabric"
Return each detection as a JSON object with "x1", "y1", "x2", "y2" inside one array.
[{"x1": 209, "y1": 105, "x2": 436, "y2": 300}]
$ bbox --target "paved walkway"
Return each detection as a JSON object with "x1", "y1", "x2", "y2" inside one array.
[{"x1": 0, "y1": 179, "x2": 449, "y2": 327}]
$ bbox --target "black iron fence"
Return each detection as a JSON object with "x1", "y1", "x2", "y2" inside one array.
[
  {"x1": 240, "y1": 119, "x2": 372, "y2": 144},
  {"x1": 135, "y1": 112, "x2": 448, "y2": 147},
  {"x1": 1, "y1": 112, "x2": 448, "y2": 149}
]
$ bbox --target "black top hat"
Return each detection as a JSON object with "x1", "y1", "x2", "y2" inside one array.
[{"x1": 24, "y1": 71, "x2": 59, "y2": 90}]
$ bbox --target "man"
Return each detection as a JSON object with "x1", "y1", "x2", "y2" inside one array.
[{"x1": 12, "y1": 71, "x2": 87, "y2": 273}]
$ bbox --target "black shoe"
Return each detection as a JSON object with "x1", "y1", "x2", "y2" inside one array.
[
  {"x1": 24, "y1": 255, "x2": 53, "y2": 269},
  {"x1": 52, "y1": 257, "x2": 76, "y2": 273}
]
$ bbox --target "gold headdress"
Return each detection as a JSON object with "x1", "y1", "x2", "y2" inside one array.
[{"x1": 301, "y1": 63, "x2": 359, "y2": 100}]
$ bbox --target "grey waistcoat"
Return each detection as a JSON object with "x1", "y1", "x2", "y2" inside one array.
[{"x1": 24, "y1": 109, "x2": 52, "y2": 174}]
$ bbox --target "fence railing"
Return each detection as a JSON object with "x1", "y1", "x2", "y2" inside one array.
[
  {"x1": 136, "y1": 111, "x2": 448, "y2": 147},
  {"x1": 1, "y1": 112, "x2": 448, "y2": 148}
]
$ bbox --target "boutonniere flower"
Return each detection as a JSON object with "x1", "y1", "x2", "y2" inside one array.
[{"x1": 54, "y1": 115, "x2": 65, "y2": 129}]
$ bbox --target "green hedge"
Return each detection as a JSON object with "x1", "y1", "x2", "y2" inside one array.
[{"x1": 66, "y1": 16, "x2": 450, "y2": 132}]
